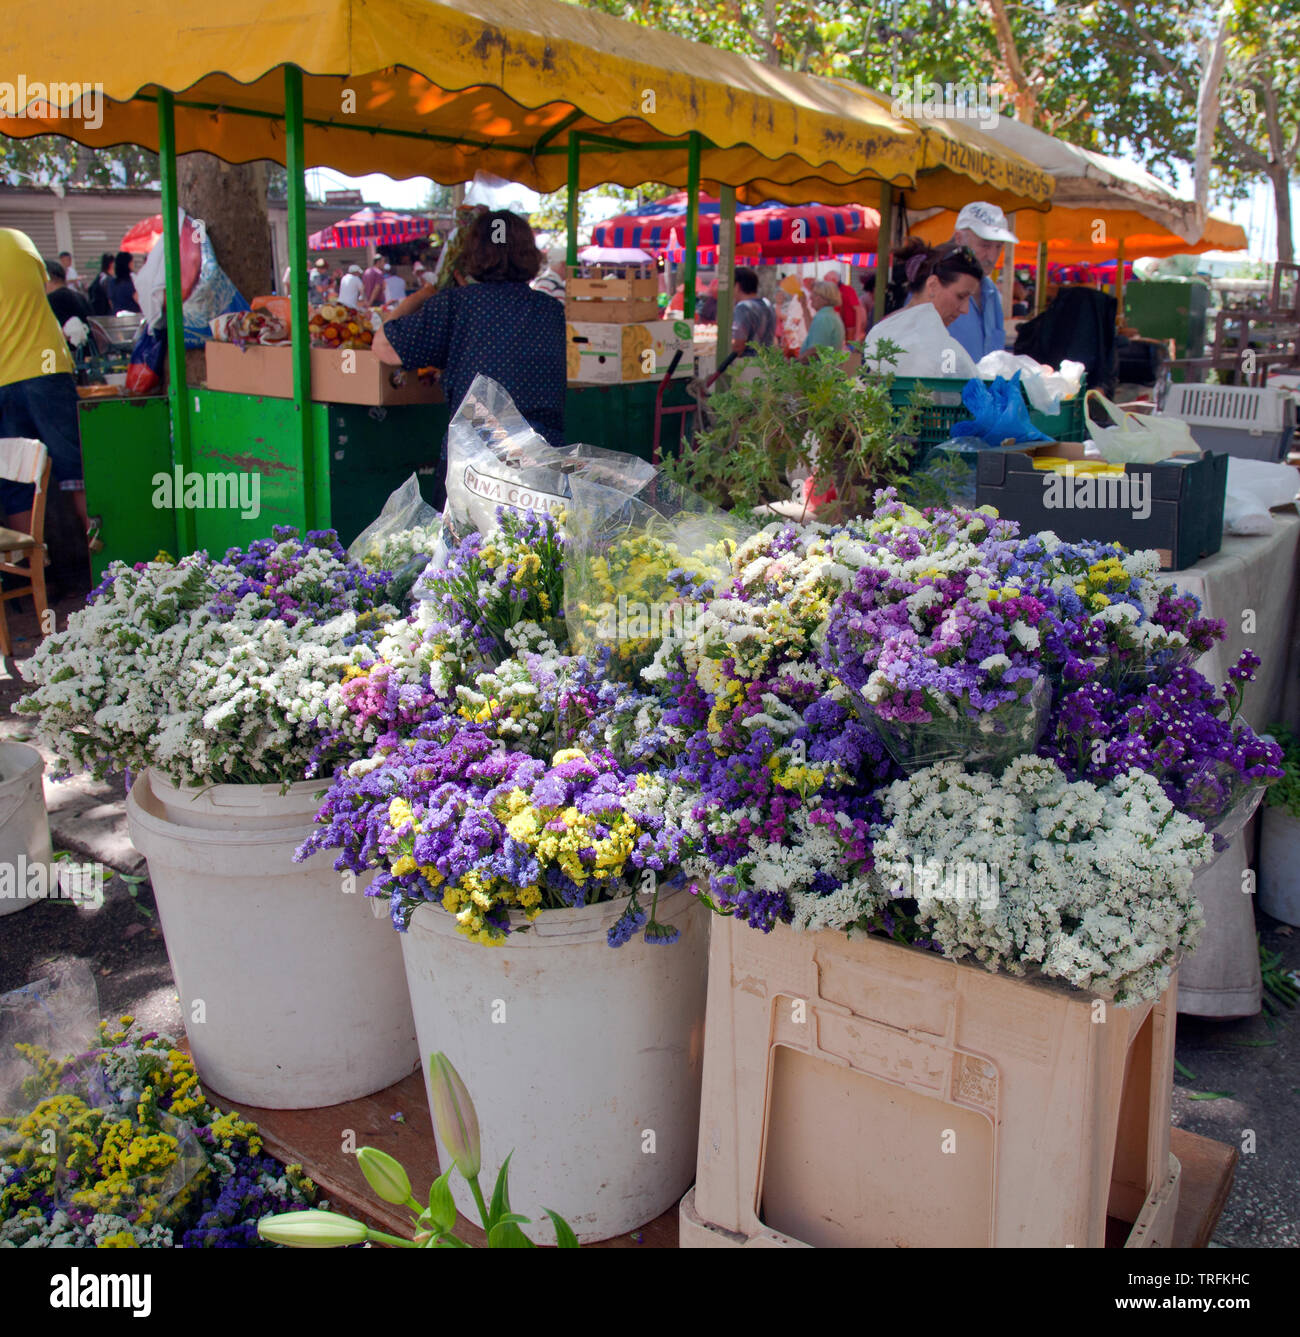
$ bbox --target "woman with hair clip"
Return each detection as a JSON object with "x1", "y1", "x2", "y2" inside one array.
[{"x1": 861, "y1": 239, "x2": 985, "y2": 375}]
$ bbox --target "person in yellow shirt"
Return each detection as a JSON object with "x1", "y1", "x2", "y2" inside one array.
[{"x1": 0, "y1": 228, "x2": 88, "y2": 536}]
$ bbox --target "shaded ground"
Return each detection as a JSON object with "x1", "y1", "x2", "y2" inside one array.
[{"x1": 0, "y1": 582, "x2": 1297, "y2": 1246}]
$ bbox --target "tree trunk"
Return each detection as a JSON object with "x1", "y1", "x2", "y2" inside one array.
[
  {"x1": 176, "y1": 154, "x2": 273, "y2": 303},
  {"x1": 1193, "y1": 14, "x2": 1231, "y2": 217},
  {"x1": 1269, "y1": 163, "x2": 1295, "y2": 265}
]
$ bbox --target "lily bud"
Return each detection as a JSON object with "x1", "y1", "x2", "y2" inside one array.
[
  {"x1": 357, "y1": 1147, "x2": 413, "y2": 1205},
  {"x1": 257, "y1": 1209, "x2": 369, "y2": 1248},
  {"x1": 428, "y1": 1052, "x2": 481, "y2": 1180}
]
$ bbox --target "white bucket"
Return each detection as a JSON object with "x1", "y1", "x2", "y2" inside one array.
[
  {"x1": 126, "y1": 771, "x2": 419, "y2": 1108},
  {"x1": 1260, "y1": 804, "x2": 1300, "y2": 926},
  {"x1": 147, "y1": 771, "x2": 330, "y2": 830},
  {"x1": 0, "y1": 742, "x2": 53, "y2": 918},
  {"x1": 400, "y1": 886, "x2": 710, "y2": 1242}
]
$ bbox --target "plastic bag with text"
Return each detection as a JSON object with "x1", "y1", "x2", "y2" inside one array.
[
  {"x1": 564, "y1": 473, "x2": 756, "y2": 683},
  {"x1": 442, "y1": 374, "x2": 656, "y2": 543}
]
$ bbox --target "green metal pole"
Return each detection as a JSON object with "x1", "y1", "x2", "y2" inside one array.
[
  {"x1": 284, "y1": 65, "x2": 324, "y2": 530},
  {"x1": 566, "y1": 132, "x2": 580, "y2": 269},
  {"x1": 683, "y1": 132, "x2": 700, "y2": 320},
  {"x1": 157, "y1": 90, "x2": 194, "y2": 556},
  {"x1": 715, "y1": 185, "x2": 737, "y2": 362},
  {"x1": 872, "y1": 182, "x2": 893, "y2": 331}
]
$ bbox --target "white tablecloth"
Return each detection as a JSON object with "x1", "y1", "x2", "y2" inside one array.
[{"x1": 1155, "y1": 511, "x2": 1300, "y2": 1016}]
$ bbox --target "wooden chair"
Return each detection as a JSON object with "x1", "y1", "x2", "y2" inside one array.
[{"x1": 0, "y1": 438, "x2": 51, "y2": 659}]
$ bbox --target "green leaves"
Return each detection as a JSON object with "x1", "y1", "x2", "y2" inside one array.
[
  {"x1": 426, "y1": 1167, "x2": 458, "y2": 1235},
  {"x1": 545, "y1": 1208, "x2": 581, "y2": 1248}
]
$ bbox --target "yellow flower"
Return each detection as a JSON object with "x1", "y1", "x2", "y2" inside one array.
[{"x1": 391, "y1": 854, "x2": 417, "y2": 877}]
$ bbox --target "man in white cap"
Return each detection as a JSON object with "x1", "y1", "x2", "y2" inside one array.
[
  {"x1": 339, "y1": 263, "x2": 365, "y2": 308},
  {"x1": 948, "y1": 202, "x2": 1019, "y2": 361}
]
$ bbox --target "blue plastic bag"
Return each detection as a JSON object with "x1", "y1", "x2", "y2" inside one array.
[{"x1": 952, "y1": 372, "x2": 1051, "y2": 446}]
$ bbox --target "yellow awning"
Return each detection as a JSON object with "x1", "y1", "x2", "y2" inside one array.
[
  {"x1": 912, "y1": 206, "x2": 1248, "y2": 262},
  {"x1": 0, "y1": 0, "x2": 922, "y2": 196}
]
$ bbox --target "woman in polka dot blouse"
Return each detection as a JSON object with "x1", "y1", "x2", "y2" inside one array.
[{"x1": 374, "y1": 210, "x2": 567, "y2": 449}]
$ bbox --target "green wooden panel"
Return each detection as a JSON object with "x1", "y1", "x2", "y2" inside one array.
[
  {"x1": 327, "y1": 401, "x2": 449, "y2": 547},
  {"x1": 79, "y1": 396, "x2": 177, "y2": 583},
  {"x1": 187, "y1": 388, "x2": 329, "y2": 554}
]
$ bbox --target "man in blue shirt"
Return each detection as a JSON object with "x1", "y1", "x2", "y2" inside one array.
[{"x1": 946, "y1": 202, "x2": 1019, "y2": 362}]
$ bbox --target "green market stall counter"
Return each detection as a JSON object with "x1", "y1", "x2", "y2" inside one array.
[{"x1": 80, "y1": 381, "x2": 694, "y2": 579}]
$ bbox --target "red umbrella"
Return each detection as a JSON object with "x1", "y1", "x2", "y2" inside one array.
[{"x1": 120, "y1": 214, "x2": 163, "y2": 253}]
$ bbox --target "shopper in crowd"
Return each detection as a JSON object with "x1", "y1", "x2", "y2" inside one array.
[
  {"x1": 531, "y1": 247, "x2": 567, "y2": 302},
  {"x1": 797, "y1": 280, "x2": 845, "y2": 359},
  {"x1": 88, "y1": 252, "x2": 115, "y2": 316},
  {"x1": 730, "y1": 266, "x2": 776, "y2": 355},
  {"x1": 374, "y1": 209, "x2": 566, "y2": 452},
  {"x1": 45, "y1": 259, "x2": 93, "y2": 329},
  {"x1": 0, "y1": 228, "x2": 89, "y2": 538},
  {"x1": 338, "y1": 264, "x2": 365, "y2": 307},
  {"x1": 835, "y1": 268, "x2": 865, "y2": 342},
  {"x1": 107, "y1": 251, "x2": 140, "y2": 314},
  {"x1": 946, "y1": 201, "x2": 1019, "y2": 358},
  {"x1": 307, "y1": 257, "x2": 331, "y2": 305},
  {"x1": 57, "y1": 251, "x2": 79, "y2": 288},
  {"x1": 383, "y1": 262, "x2": 407, "y2": 304},
  {"x1": 362, "y1": 256, "x2": 386, "y2": 306}
]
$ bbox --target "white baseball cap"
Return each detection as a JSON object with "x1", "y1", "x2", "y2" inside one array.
[{"x1": 955, "y1": 202, "x2": 1019, "y2": 244}]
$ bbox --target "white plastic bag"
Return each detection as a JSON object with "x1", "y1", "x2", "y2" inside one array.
[
  {"x1": 1086, "y1": 391, "x2": 1202, "y2": 464},
  {"x1": 976, "y1": 351, "x2": 1085, "y2": 412},
  {"x1": 444, "y1": 375, "x2": 657, "y2": 540},
  {"x1": 863, "y1": 304, "x2": 977, "y2": 378},
  {"x1": 1223, "y1": 457, "x2": 1300, "y2": 535}
]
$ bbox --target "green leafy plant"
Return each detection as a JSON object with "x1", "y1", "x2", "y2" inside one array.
[
  {"x1": 1264, "y1": 724, "x2": 1300, "y2": 819},
  {"x1": 256, "y1": 1053, "x2": 578, "y2": 1249},
  {"x1": 1260, "y1": 937, "x2": 1300, "y2": 1019},
  {"x1": 663, "y1": 340, "x2": 922, "y2": 522}
]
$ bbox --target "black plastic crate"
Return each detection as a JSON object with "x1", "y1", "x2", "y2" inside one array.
[{"x1": 974, "y1": 447, "x2": 1228, "y2": 571}]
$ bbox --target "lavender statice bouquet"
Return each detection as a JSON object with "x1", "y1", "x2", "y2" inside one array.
[
  {"x1": 822, "y1": 503, "x2": 1052, "y2": 772},
  {"x1": 297, "y1": 719, "x2": 692, "y2": 948}
]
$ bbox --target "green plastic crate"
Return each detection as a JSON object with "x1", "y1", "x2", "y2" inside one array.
[{"x1": 889, "y1": 375, "x2": 1086, "y2": 448}]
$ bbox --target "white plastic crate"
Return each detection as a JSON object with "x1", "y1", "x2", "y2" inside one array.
[{"x1": 1160, "y1": 384, "x2": 1294, "y2": 461}]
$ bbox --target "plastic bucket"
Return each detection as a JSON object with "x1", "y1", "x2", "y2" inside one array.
[
  {"x1": 126, "y1": 771, "x2": 418, "y2": 1108},
  {"x1": 1260, "y1": 804, "x2": 1300, "y2": 927},
  {"x1": 147, "y1": 771, "x2": 330, "y2": 831},
  {"x1": 0, "y1": 742, "x2": 53, "y2": 918},
  {"x1": 400, "y1": 886, "x2": 709, "y2": 1243}
]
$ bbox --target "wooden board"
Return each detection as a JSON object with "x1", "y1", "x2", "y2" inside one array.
[{"x1": 209, "y1": 1076, "x2": 1235, "y2": 1250}]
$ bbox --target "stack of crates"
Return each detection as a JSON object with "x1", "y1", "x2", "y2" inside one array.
[
  {"x1": 565, "y1": 262, "x2": 692, "y2": 385},
  {"x1": 1158, "y1": 383, "x2": 1295, "y2": 463}
]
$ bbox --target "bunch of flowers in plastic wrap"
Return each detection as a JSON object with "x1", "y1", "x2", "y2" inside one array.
[
  {"x1": 414, "y1": 508, "x2": 566, "y2": 662},
  {"x1": 821, "y1": 496, "x2": 1051, "y2": 771},
  {"x1": 17, "y1": 533, "x2": 401, "y2": 787},
  {"x1": 649, "y1": 516, "x2": 899, "y2": 932},
  {"x1": 1041, "y1": 650, "x2": 1283, "y2": 848},
  {"x1": 297, "y1": 719, "x2": 692, "y2": 947},
  {"x1": 0, "y1": 1018, "x2": 317, "y2": 1248},
  {"x1": 867, "y1": 756, "x2": 1212, "y2": 1004}
]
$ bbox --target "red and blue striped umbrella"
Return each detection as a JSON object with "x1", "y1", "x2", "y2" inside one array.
[
  {"x1": 595, "y1": 193, "x2": 879, "y2": 256},
  {"x1": 308, "y1": 208, "x2": 440, "y2": 250}
]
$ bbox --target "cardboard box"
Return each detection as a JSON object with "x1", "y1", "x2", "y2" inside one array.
[
  {"x1": 204, "y1": 340, "x2": 444, "y2": 407},
  {"x1": 975, "y1": 440, "x2": 1228, "y2": 570},
  {"x1": 566, "y1": 319, "x2": 694, "y2": 385},
  {"x1": 568, "y1": 276, "x2": 660, "y2": 302},
  {"x1": 564, "y1": 297, "x2": 662, "y2": 323}
]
